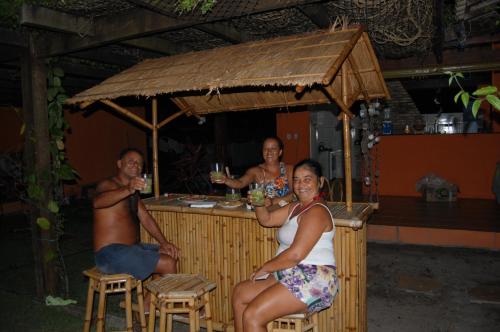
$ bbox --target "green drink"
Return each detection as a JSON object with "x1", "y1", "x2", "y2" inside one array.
[
  {"x1": 210, "y1": 162, "x2": 224, "y2": 183},
  {"x1": 251, "y1": 188, "x2": 265, "y2": 207},
  {"x1": 140, "y1": 174, "x2": 152, "y2": 194},
  {"x1": 210, "y1": 171, "x2": 224, "y2": 182}
]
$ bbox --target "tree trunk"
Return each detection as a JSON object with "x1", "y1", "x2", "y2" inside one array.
[{"x1": 21, "y1": 31, "x2": 59, "y2": 297}]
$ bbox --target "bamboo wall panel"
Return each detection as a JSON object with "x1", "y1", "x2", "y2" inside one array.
[{"x1": 142, "y1": 203, "x2": 368, "y2": 332}]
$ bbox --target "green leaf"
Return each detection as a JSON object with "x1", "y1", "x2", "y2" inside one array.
[
  {"x1": 44, "y1": 250, "x2": 57, "y2": 263},
  {"x1": 56, "y1": 94, "x2": 68, "y2": 103},
  {"x1": 486, "y1": 94, "x2": 500, "y2": 110},
  {"x1": 53, "y1": 76, "x2": 61, "y2": 87},
  {"x1": 47, "y1": 87, "x2": 58, "y2": 102},
  {"x1": 443, "y1": 71, "x2": 453, "y2": 76},
  {"x1": 456, "y1": 72, "x2": 464, "y2": 78},
  {"x1": 460, "y1": 92, "x2": 469, "y2": 109},
  {"x1": 59, "y1": 163, "x2": 76, "y2": 180},
  {"x1": 47, "y1": 200, "x2": 59, "y2": 214},
  {"x1": 56, "y1": 139, "x2": 65, "y2": 150},
  {"x1": 36, "y1": 217, "x2": 51, "y2": 230},
  {"x1": 20, "y1": 123, "x2": 25, "y2": 135},
  {"x1": 473, "y1": 86, "x2": 498, "y2": 96},
  {"x1": 448, "y1": 76, "x2": 453, "y2": 86},
  {"x1": 53, "y1": 67, "x2": 64, "y2": 77},
  {"x1": 454, "y1": 90, "x2": 463, "y2": 103},
  {"x1": 472, "y1": 99, "x2": 482, "y2": 118}
]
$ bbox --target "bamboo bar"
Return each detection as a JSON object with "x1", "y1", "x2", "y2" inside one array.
[
  {"x1": 152, "y1": 98, "x2": 160, "y2": 198},
  {"x1": 142, "y1": 196, "x2": 371, "y2": 331}
]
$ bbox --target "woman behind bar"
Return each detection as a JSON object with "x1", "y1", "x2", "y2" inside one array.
[
  {"x1": 211, "y1": 136, "x2": 294, "y2": 205},
  {"x1": 232, "y1": 159, "x2": 338, "y2": 332}
]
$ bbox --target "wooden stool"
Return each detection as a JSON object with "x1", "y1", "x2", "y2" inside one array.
[
  {"x1": 83, "y1": 267, "x2": 146, "y2": 332},
  {"x1": 267, "y1": 312, "x2": 319, "y2": 332},
  {"x1": 146, "y1": 274, "x2": 216, "y2": 332}
]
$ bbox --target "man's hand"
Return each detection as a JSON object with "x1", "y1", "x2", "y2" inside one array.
[
  {"x1": 159, "y1": 242, "x2": 180, "y2": 260},
  {"x1": 128, "y1": 176, "x2": 146, "y2": 193}
]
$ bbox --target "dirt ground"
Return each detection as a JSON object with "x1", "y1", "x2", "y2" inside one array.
[{"x1": 0, "y1": 200, "x2": 499, "y2": 331}]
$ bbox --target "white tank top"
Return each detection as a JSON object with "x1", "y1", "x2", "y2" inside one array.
[{"x1": 276, "y1": 202, "x2": 336, "y2": 266}]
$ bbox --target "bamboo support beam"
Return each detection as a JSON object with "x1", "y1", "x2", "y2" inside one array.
[
  {"x1": 341, "y1": 64, "x2": 353, "y2": 211},
  {"x1": 100, "y1": 99, "x2": 153, "y2": 130},
  {"x1": 79, "y1": 100, "x2": 95, "y2": 109},
  {"x1": 322, "y1": 85, "x2": 354, "y2": 118},
  {"x1": 172, "y1": 97, "x2": 203, "y2": 121},
  {"x1": 157, "y1": 109, "x2": 189, "y2": 129},
  {"x1": 321, "y1": 27, "x2": 364, "y2": 86},
  {"x1": 152, "y1": 98, "x2": 160, "y2": 198}
]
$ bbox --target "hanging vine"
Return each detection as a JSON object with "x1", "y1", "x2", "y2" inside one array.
[{"x1": 24, "y1": 59, "x2": 78, "y2": 296}]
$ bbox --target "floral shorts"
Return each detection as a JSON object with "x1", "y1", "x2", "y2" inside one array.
[{"x1": 274, "y1": 264, "x2": 338, "y2": 313}]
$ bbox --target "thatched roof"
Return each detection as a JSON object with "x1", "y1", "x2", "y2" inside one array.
[{"x1": 67, "y1": 26, "x2": 389, "y2": 114}]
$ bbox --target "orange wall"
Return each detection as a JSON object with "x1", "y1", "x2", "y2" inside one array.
[
  {"x1": 64, "y1": 106, "x2": 147, "y2": 190},
  {"x1": 0, "y1": 106, "x2": 24, "y2": 153},
  {"x1": 276, "y1": 111, "x2": 310, "y2": 165},
  {"x1": 378, "y1": 134, "x2": 500, "y2": 199}
]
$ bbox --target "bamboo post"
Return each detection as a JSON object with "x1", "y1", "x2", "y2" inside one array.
[
  {"x1": 152, "y1": 98, "x2": 160, "y2": 198},
  {"x1": 341, "y1": 65, "x2": 353, "y2": 211}
]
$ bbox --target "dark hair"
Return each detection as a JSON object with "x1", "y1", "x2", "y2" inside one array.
[
  {"x1": 293, "y1": 159, "x2": 323, "y2": 178},
  {"x1": 263, "y1": 136, "x2": 284, "y2": 151},
  {"x1": 118, "y1": 147, "x2": 144, "y2": 160}
]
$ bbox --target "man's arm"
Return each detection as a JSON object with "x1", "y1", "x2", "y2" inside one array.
[
  {"x1": 137, "y1": 200, "x2": 179, "y2": 259},
  {"x1": 93, "y1": 177, "x2": 145, "y2": 209},
  {"x1": 93, "y1": 180, "x2": 132, "y2": 209}
]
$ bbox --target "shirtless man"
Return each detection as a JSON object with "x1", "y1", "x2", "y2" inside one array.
[{"x1": 93, "y1": 148, "x2": 178, "y2": 280}]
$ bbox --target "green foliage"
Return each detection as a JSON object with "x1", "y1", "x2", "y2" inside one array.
[
  {"x1": 446, "y1": 71, "x2": 500, "y2": 118},
  {"x1": 176, "y1": 0, "x2": 216, "y2": 14},
  {"x1": 36, "y1": 217, "x2": 51, "y2": 230}
]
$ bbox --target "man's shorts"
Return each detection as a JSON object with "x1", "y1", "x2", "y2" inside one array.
[
  {"x1": 95, "y1": 243, "x2": 160, "y2": 280},
  {"x1": 274, "y1": 264, "x2": 338, "y2": 313}
]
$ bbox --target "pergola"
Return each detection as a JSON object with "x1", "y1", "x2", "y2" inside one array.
[{"x1": 67, "y1": 25, "x2": 390, "y2": 210}]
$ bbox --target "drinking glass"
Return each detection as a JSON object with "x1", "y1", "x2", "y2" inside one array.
[
  {"x1": 249, "y1": 182, "x2": 265, "y2": 207},
  {"x1": 210, "y1": 162, "x2": 225, "y2": 183},
  {"x1": 140, "y1": 174, "x2": 152, "y2": 194}
]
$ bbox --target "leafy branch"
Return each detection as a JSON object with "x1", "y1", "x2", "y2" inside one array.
[
  {"x1": 446, "y1": 71, "x2": 500, "y2": 118},
  {"x1": 176, "y1": 0, "x2": 217, "y2": 14}
]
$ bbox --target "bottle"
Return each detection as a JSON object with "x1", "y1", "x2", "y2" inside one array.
[{"x1": 382, "y1": 108, "x2": 393, "y2": 135}]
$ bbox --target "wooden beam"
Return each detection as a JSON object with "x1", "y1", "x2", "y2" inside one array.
[
  {"x1": 20, "y1": 4, "x2": 95, "y2": 36},
  {"x1": 100, "y1": 99, "x2": 153, "y2": 130},
  {"x1": 27, "y1": 0, "x2": 324, "y2": 57},
  {"x1": 196, "y1": 22, "x2": 250, "y2": 44},
  {"x1": 157, "y1": 109, "x2": 189, "y2": 129},
  {"x1": 123, "y1": 36, "x2": 191, "y2": 55},
  {"x1": 298, "y1": 4, "x2": 331, "y2": 29},
  {"x1": 381, "y1": 46, "x2": 500, "y2": 78}
]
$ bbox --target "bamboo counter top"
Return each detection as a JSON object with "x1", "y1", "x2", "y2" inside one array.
[
  {"x1": 143, "y1": 194, "x2": 372, "y2": 229},
  {"x1": 142, "y1": 194, "x2": 371, "y2": 332}
]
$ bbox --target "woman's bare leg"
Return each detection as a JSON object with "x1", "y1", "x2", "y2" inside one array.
[
  {"x1": 242, "y1": 282, "x2": 307, "y2": 332},
  {"x1": 232, "y1": 278, "x2": 277, "y2": 332}
]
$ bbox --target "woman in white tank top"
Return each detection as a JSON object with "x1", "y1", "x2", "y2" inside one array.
[{"x1": 232, "y1": 159, "x2": 338, "y2": 332}]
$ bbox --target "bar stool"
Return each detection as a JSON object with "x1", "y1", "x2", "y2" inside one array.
[
  {"x1": 83, "y1": 267, "x2": 147, "y2": 332},
  {"x1": 266, "y1": 312, "x2": 319, "y2": 332},
  {"x1": 146, "y1": 274, "x2": 216, "y2": 332}
]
